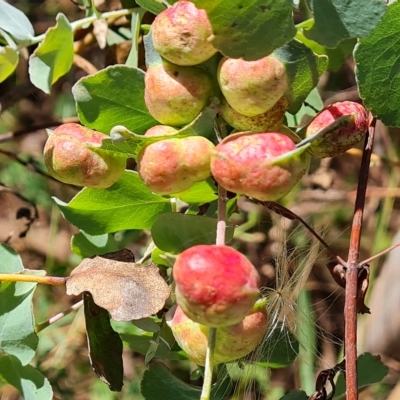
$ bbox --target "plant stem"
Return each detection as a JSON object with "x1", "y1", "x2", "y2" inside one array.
[
  {"x1": 216, "y1": 185, "x2": 227, "y2": 246},
  {"x1": 201, "y1": 327, "x2": 217, "y2": 400},
  {"x1": 344, "y1": 117, "x2": 376, "y2": 400},
  {"x1": 36, "y1": 300, "x2": 83, "y2": 333},
  {"x1": 22, "y1": 8, "x2": 138, "y2": 48},
  {"x1": 0, "y1": 274, "x2": 66, "y2": 286},
  {"x1": 200, "y1": 185, "x2": 228, "y2": 400}
]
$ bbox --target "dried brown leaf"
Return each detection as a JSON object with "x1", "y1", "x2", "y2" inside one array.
[{"x1": 66, "y1": 250, "x2": 170, "y2": 321}]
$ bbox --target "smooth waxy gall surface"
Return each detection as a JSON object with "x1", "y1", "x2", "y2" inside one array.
[
  {"x1": 43, "y1": 123, "x2": 125, "y2": 188},
  {"x1": 211, "y1": 132, "x2": 310, "y2": 201},
  {"x1": 218, "y1": 56, "x2": 288, "y2": 117},
  {"x1": 152, "y1": 1, "x2": 217, "y2": 66},
  {"x1": 306, "y1": 101, "x2": 369, "y2": 158},
  {"x1": 167, "y1": 305, "x2": 268, "y2": 366},
  {"x1": 138, "y1": 135, "x2": 215, "y2": 195},
  {"x1": 144, "y1": 60, "x2": 213, "y2": 126},
  {"x1": 221, "y1": 96, "x2": 288, "y2": 132},
  {"x1": 173, "y1": 245, "x2": 260, "y2": 327}
]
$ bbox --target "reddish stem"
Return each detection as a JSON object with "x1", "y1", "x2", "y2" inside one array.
[{"x1": 345, "y1": 116, "x2": 376, "y2": 400}]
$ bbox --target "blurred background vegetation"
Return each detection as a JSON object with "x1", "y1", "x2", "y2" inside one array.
[{"x1": 1, "y1": 1, "x2": 400, "y2": 399}]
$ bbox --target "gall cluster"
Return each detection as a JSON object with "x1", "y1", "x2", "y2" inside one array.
[{"x1": 42, "y1": 0, "x2": 370, "y2": 366}]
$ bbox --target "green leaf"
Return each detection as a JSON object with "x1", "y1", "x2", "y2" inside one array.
[
  {"x1": 53, "y1": 171, "x2": 170, "y2": 234},
  {"x1": 0, "y1": 46, "x2": 18, "y2": 83},
  {"x1": 174, "y1": 178, "x2": 218, "y2": 204},
  {"x1": 333, "y1": 353, "x2": 389, "y2": 399},
  {"x1": 125, "y1": 10, "x2": 145, "y2": 68},
  {"x1": 136, "y1": 0, "x2": 167, "y2": 15},
  {"x1": 131, "y1": 318, "x2": 160, "y2": 333},
  {"x1": 83, "y1": 293, "x2": 123, "y2": 392},
  {"x1": 72, "y1": 65, "x2": 157, "y2": 135},
  {"x1": 0, "y1": 355, "x2": 53, "y2": 400},
  {"x1": 97, "y1": 106, "x2": 216, "y2": 158},
  {"x1": 28, "y1": 13, "x2": 74, "y2": 94},
  {"x1": 296, "y1": 20, "x2": 357, "y2": 70},
  {"x1": 151, "y1": 213, "x2": 235, "y2": 253},
  {"x1": 274, "y1": 39, "x2": 328, "y2": 114},
  {"x1": 151, "y1": 247, "x2": 171, "y2": 268},
  {"x1": 304, "y1": 0, "x2": 386, "y2": 48},
  {"x1": 71, "y1": 231, "x2": 120, "y2": 258},
  {"x1": 280, "y1": 391, "x2": 308, "y2": 400},
  {"x1": 176, "y1": 106, "x2": 216, "y2": 139},
  {"x1": 192, "y1": 0, "x2": 296, "y2": 60},
  {"x1": 0, "y1": 245, "x2": 44, "y2": 365},
  {"x1": 120, "y1": 334, "x2": 183, "y2": 361},
  {"x1": 0, "y1": 1, "x2": 34, "y2": 43},
  {"x1": 270, "y1": 142, "x2": 310, "y2": 167},
  {"x1": 285, "y1": 87, "x2": 323, "y2": 128},
  {"x1": 354, "y1": 1, "x2": 400, "y2": 127},
  {"x1": 257, "y1": 323, "x2": 299, "y2": 368},
  {"x1": 325, "y1": 38, "x2": 357, "y2": 69},
  {"x1": 0, "y1": 27, "x2": 17, "y2": 49},
  {"x1": 141, "y1": 362, "x2": 231, "y2": 400},
  {"x1": 0, "y1": 243, "x2": 24, "y2": 273}
]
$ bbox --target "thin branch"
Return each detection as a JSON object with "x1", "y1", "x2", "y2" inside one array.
[
  {"x1": 359, "y1": 240, "x2": 400, "y2": 267},
  {"x1": 0, "y1": 148, "x2": 59, "y2": 182},
  {"x1": 344, "y1": 116, "x2": 376, "y2": 400},
  {"x1": 0, "y1": 118, "x2": 79, "y2": 144},
  {"x1": 73, "y1": 54, "x2": 98, "y2": 75},
  {"x1": 35, "y1": 300, "x2": 83, "y2": 333},
  {"x1": 19, "y1": 8, "x2": 137, "y2": 48},
  {"x1": 0, "y1": 148, "x2": 78, "y2": 187},
  {"x1": 0, "y1": 82, "x2": 37, "y2": 114},
  {"x1": 259, "y1": 201, "x2": 347, "y2": 267},
  {"x1": 0, "y1": 274, "x2": 67, "y2": 286}
]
